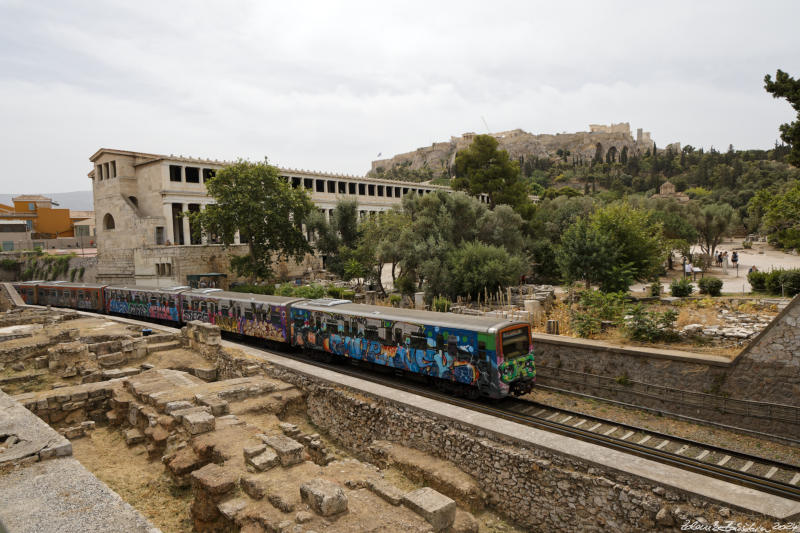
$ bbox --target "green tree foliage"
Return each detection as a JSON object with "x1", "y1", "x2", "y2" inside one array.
[
  {"x1": 760, "y1": 181, "x2": 800, "y2": 249},
  {"x1": 452, "y1": 134, "x2": 529, "y2": 209},
  {"x1": 190, "y1": 159, "x2": 314, "y2": 280},
  {"x1": 688, "y1": 203, "x2": 736, "y2": 256},
  {"x1": 557, "y1": 203, "x2": 665, "y2": 292},
  {"x1": 445, "y1": 241, "x2": 525, "y2": 299},
  {"x1": 377, "y1": 191, "x2": 528, "y2": 299},
  {"x1": 764, "y1": 70, "x2": 800, "y2": 166},
  {"x1": 306, "y1": 200, "x2": 360, "y2": 278}
]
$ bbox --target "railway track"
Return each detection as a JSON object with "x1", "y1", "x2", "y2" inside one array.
[{"x1": 247, "y1": 342, "x2": 800, "y2": 502}]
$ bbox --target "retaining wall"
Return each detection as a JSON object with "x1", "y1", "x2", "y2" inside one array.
[{"x1": 533, "y1": 294, "x2": 800, "y2": 440}]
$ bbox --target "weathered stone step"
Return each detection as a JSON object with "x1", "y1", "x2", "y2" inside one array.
[{"x1": 147, "y1": 341, "x2": 183, "y2": 353}]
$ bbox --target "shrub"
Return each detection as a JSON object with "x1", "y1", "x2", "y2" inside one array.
[
  {"x1": 742, "y1": 240, "x2": 752, "y2": 249},
  {"x1": 765, "y1": 269, "x2": 800, "y2": 297},
  {"x1": 649, "y1": 282, "x2": 662, "y2": 297},
  {"x1": 326, "y1": 286, "x2": 345, "y2": 299},
  {"x1": 577, "y1": 290, "x2": 626, "y2": 322},
  {"x1": 0, "y1": 258, "x2": 18, "y2": 270},
  {"x1": 342, "y1": 290, "x2": 355, "y2": 300},
  {"x1": 294, "y1": 284, "x2": 326, "y2": 299},
  {"x1": 624, "y1": 304, "x2": 679, "y2": 343},
  {"x1": 698, "y1": 277, "x2": 723, "y2": 297},
  {"x1": 78, "y1": 266, "x2": 85, "y2": 280},
  {"x1": 432, "y1": 296, "x2": 451, "y2": 313},
  {"x1": 389, "y1": 294, "x2": 402, "y2": 307},
  {"x1": 748, "y1": 270, "x2": 767, "y2": 291},
  {"x1": 571, "y1": 311, "x2": 602, "y2": 338},
  {"x1": 231, "y1": 284, "x2": 274, "y2": 295},
  {"x1": 395, "y1": 274, "x2": 417, "y2": 297},
  {"x1": 69, "y1": 268, "x2": 77, "y2": 282},
  {"x1": 670, "y1": 278, "x2": 694, "y2": 297}
]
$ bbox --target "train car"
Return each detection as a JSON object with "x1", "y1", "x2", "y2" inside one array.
[
  {"x1": 289, "y1": 298, "x2": 536, "y2": 399},
  {"x1": 11, "y1": 281, "x2": 43, "y2": 305},
  {"x1": 35, "y1": 282, "x2": 107, "y2": 313},
  {"x1": 180, "y1": 289, "x2": 303, "y2": 344},
  {"x1": 104, "y1": 285, "x2": 189, "y2": 323}
]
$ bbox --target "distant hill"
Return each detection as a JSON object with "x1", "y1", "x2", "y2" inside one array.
[{"x1": 0, "y1": 191, "x2": 93, "y2": 211}]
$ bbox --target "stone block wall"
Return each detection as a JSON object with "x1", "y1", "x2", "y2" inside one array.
[
  {"x1": 13, "y1": 380, "x2": 118, "y2": 428},
  {"x1": 533, "y1": 294, "x2": 800, "y2": 439}
]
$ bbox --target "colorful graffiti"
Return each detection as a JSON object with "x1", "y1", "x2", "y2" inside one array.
[
  {"x1": 205, "y1": 310, "x2": 287, "y2": 343},
  {"x1": 290, "y1": 309, "x2": 492, "y2": 387},
  {"x1": 106, "y1": 295, "x2": 179, "y2": 322},
  {"x1": 498, "y1": 353, "x2": 536, "y2": 383}
]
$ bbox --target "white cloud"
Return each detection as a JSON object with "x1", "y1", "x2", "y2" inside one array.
[{"x1": 0, "y1": 0, "x2": 799, "y2": 192}]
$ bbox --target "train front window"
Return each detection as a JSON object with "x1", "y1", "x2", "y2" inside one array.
[{"x1": 501, "y1": 327, "x2": 530, "y2": 359}]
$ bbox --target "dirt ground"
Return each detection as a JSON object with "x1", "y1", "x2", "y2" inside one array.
[{"x1": 71, "y1": 427, "x2": 194, "y2": 533}]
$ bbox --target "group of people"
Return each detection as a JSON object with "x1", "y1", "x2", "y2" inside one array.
[
  {"x1": 683, "y1": 250, "x2": 745, "y2": 280},
  {"x1": 714, "y1": 250, "x2": 739, "y2": 271}
]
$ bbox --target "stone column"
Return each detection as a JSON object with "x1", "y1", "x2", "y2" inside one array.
[
  {"x1": 234, "y1": 231, "x2": 241, "y2": 245},
  {"x1": 163, "y1": 203, "x2": 174, "y2": 245},
  {"x1": 200, "y1": 205, "x2": 208, "y2": 245},
  {"x1": 182, "y1": 203, "x2": 191, "y2": 246}
]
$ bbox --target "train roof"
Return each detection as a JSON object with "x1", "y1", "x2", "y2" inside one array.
[
  {"x1": 183, "y1": 289, "x2": 303, "y2": 306},
  {"x1": 105, "y1": 284, "x2": 191, "y2": 294},
  {"x1": 36, "y1": 282, "x2": 107, "y2": 289},
  {"x1": 292, "y1": 298, "x2": 525, "y2": 334}
]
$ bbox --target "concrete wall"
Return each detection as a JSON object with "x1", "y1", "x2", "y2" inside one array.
[{"x1": 533, "y1": 295, "x2": 800, "y2": 439}]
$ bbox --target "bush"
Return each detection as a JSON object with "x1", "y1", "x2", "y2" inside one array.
[
  {"x1": 0, "y1": 258, "x2": 18, "y2": 270},
  {"x1": 326, "y1": 286, "x2": 345, "y2": 299},
  {"x1": 78, "y1": 266, "x2": 85, "y2": 280},
  {"x1": 69, "y1": 268, "x2": 77, "y2": 282},
  {"x1": 748, "y1": 270, "x2": 767, "y2": 291},
  {"x1": 432, "y1": 296, "x2": 451, "y2": 313},
  {"x1": 670, "y1": 278, "x2": 694, "y2": 297},
  {"x1": 763, "y1": 269, "x2": 800, "y2": 297},
  {"x1": 571, "y1": 311, "x2": 602, "y2": 338},
  {"x1": 649, "y1": 282, "x2": 662, "y2": 297},
  {"x1": 389, "y1": 294, "x2": 402, "y2": 307},
  {"x1": 624, "y1": 304, "x2": 679, "y2": 343},
  {"x1": 231, "y1": 284, "x2": 274, "y2": 295},
  {"x1": 342, "y1": 290, "x2": 355, "y2": 300},
  {"x1": 577, "y1": 290, "x2": 626, "y2": 322},
  {"x1": 742, "y1": 240, "x2": 753, "y2": 249},
  {"x1": 698, "y1": 277, "x2": 723, "y2": 297},
  {"x1": 294, "y1": 284, "x2": 326, "y2": 299}
]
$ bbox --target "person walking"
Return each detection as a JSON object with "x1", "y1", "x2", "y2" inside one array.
[
  {"x1": 685, "y1": 260, "x2": 693, "y2": 280},
  {"x1": 732, "y1": 251, "x2": 739, "y2": 276},
  {"x1": 722, "y1": 251, "x2": 729, "y2": 275}
]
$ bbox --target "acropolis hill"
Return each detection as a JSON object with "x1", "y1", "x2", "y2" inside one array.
[{"x1": 371, "y1": 123, "x2": 679, "y2": 177}]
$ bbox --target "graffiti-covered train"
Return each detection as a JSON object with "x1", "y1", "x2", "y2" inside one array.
[{"x1": 12, "y1": 281, "x2": 536, "y2": 399}]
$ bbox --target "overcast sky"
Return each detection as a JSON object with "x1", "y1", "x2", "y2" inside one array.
[{"x1": 1, "y1": 1, "x2": 799, "y2": 193}]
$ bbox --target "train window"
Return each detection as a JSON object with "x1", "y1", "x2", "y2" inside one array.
[
  {"x1": 410, "y1": 334, "x2": 427, "y2": 350},
  {"x1": 436, "y1": 334, "x2": 444, "y2": 348},
  {"x1": 208, "y1": 302, "x2": 216, "y2": 314},
  {"x1": 394, "y1": 328, "x2": 403, "y2": 344},
  {"x1": 244, "y1": 310, "x2": 254, "y2": 321},
  {"x1": 221, "y1": 305, "x2": 229, "y2": 315},
  {"x1": 199, "y1": 301, "x2": 206, "y2": 312},
  {"x1": 447, "y1": 336, "x2": 458, "y2": 358},
  {"x1": 501, "y1": 327, "x2": 530, "y2": 359},
  {"x1": 315, "y1": 317, "x2": 322, "y2": 330},
  {"x1": 182, "y1": 299, "x2": 189, "y2": 310}
]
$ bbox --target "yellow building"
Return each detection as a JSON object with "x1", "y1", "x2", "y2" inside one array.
[{"x1": 0, "y1": 195, "x2": 93, "y2": 238}]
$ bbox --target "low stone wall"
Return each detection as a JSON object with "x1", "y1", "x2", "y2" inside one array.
[
  {"x1": 13, "y1": 380, "x2": 119, "y2": 428},
  {"x1": 532, "y1": 295, "x2": 800, "y2": 440}
]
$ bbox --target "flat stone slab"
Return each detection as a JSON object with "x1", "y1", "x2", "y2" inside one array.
[
  {"x1": 217, "y1": 497, "x2": 247, "y2": 520},
  {"x1": 261, "y1": 434, "x2": 304, "y2": 466},
  {"x1": 247, "y1": 448, "x2": 279, "y2": 472},
  {"x1": 300, "y1": 478, "x2": 348, "y2": 516},
  {"x1": 367, "y1": 478, "x2": 404, "y2": 506},
  {"x1": 182, "y1": 411, "x2": 215, "y2": 435},
  {"x1": 191, "y1": 463, "x2": 239, "y2": 496},
  {"x1": 164, "y1": 400, "x2": 194, "y2": 414},
  {"x1": 0, "y1": 389, "x2": 72, "y2": 465},
  {"x1": 403, "y1": 487, "x2": 456, "y2": 531},
  {"x1": 0, "y1": 457, "x2": 158, "y2": 533}
]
